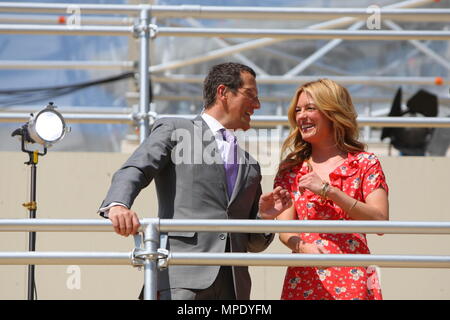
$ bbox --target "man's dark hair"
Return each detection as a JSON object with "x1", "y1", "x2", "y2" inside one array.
[{"x1": 203, "y1": 62, "x2": 256, "y2": 109}]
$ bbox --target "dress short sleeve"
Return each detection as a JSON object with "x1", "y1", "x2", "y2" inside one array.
[
  {"x1": 274, "y1": 171, "x2": 286, "y2": 189},
  {"x1": 274, "y1": 170, "x2": 292, "y2": 191},
  {"x1": 274, "y1": 166, "x2": 299, "y2": 199},
  {"x1": 361, "y1": 158, "x2": 389, "y2": 201}
]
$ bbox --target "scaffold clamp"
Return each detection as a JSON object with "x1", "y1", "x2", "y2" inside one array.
[
  {"x1": 149, "y1": 24, "x2": 158, "y2": 39},
  {"x1": 131, "y1": 234, "x2": 170, "y2": 270}
]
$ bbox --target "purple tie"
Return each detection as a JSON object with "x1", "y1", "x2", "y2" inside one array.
[{"x1": 221, "y1": 129, "x2": 238, "y2": 199}]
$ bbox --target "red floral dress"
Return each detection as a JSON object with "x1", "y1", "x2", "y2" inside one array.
[{"x1": 274, "y1": 152, "x2": 388, "y2": 300}]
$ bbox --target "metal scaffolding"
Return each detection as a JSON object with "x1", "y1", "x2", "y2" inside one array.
[{"x1": 0, "y1": 0, "x2": 448, "y2": 148}]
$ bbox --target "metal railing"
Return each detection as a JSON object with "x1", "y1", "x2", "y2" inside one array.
[
  {"x1": 1, "y1": 2, "x2": 449, "y2": 21},
  {"x1": 3, "y1": 24, "x2": 450, "y2": 40},
  {"x1": 1, "y1": 218, "x2": 450, "y2": 300},
  {"x1": 0, "y1": 0, "x2": 448, "y2": 142},
  {"x1": 2, "y1": 113, "x2": 450, "y2": 128}
]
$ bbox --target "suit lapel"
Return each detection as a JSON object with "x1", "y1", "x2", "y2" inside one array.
[{"x1": 193, "y1": 116, "x2": 228, "y2": 201}]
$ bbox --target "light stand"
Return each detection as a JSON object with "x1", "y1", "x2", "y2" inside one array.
[
  {"x1": 22, "y1": 140, "x2": 46, "y2": 300},
  {"x1": 11, "y1": 102, "x2": 68, "y2": 300}
]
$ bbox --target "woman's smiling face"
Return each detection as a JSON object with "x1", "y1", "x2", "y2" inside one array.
[{"x1": 295, "y1": 91, "x2": 333, "y2": 145}]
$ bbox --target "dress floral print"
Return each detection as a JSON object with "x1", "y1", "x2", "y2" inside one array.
[{"x1": 274, "y1": 152, "x2": 388, "y2": 300}]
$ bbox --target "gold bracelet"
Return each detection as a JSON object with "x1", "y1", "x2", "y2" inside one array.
[
  {"x1": 324, "y1": 183, "x2": 330, "y2": 198},
  {"x1": 320, "y1": 182, "x2": 330, "y2": 199},
  {"x1": 348, "y1": 199, "x2": 358, "y2": 213}
]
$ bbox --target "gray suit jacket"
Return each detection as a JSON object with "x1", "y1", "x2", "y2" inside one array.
[{"x1": 100, "y1": 115, "x2": 273, "y2": 299}]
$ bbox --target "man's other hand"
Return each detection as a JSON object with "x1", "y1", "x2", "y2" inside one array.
[
  {"x1": 258, "y1": 186, "x2": 292, "y2": 220},
  {"x1": 108, "y1": 205, "x2": 141, "y2": 237}
]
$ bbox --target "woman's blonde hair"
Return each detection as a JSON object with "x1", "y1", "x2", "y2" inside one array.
[{"x1": 278, "y1": 79, "x2": 366, "y2": 175}]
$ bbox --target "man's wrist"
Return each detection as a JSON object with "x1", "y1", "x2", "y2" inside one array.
[
  {"x1": 98, "y1": 202, "x2": 128, "y2": 218},
  {"x1": 255, "y1": 213, "x2": 273, "y2": 237}
]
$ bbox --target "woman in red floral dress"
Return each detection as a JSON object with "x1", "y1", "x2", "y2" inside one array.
[{"x1": 274, "y1": 79, "x2": 389, "y2": 300}]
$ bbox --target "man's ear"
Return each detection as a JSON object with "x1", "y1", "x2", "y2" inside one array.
[{"x1": 217, "y1": 84, "x2": 227, "y2": 100}]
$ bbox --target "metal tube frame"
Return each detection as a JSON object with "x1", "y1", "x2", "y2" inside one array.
[
  {"x1": 0, "y1": 2, "x2": 448, "y2": 22},
  {"x1": 1, "y1": 252, "x2": 450, "y2": 269},
  {"x1": 2, "y1": 113, "x2": 450, "y2": 128},
  {"x1": 137, "y1": 8, "x2": 151, "y2": 142},
  {"x1": 1, "y1": 0, "x2": 448, "y2": 136},
  {"x1": 0, "y1": 60, "x2": 135, "y2": 70},
  {"x1": 149, "y1": 74, "x2": 449, "y2": 85},
  {"x1": 145, "y1": 0, "x2": 437, "y2": 74},
  {"x1": 1, "y1": 218, "x2": 450, "y2": 300},
  {"x1": 283, "y1": 21, "x2": 365, "y2": 77},
  {"x1": 143, "y1": 221, "x2": 158, "y2": 300},
  {"x1": 2, "y1": 218, "x2": 450, "y2": 234},
  {"x1": 383, "y1": 19, "x2": 450, "y2": 72},
  {"x1": 134, "y1": 94, "x2": 450, "y2": 105},
  {"x1": 2, "y1": 24, "x2": 450, "y2": 40}
]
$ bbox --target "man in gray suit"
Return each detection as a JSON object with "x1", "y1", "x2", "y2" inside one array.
[{"x1": 99, "y1": 62, "x2": 291, "y2": 300}]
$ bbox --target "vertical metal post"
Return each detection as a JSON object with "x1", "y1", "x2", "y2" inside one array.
[
  {"x1": 143, "y1": 220, "x2": 159, "y2": 300},
  {"x1": 27, "y1": 161, "x2": 37, "y2": 300},
  {"x1": 139, "y1": 8, "x2": 150, "y2": 143}
]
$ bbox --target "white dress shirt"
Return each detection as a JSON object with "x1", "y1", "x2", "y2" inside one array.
[{"x1": 201, "y1": 112, "x2": 237, "y2": 165}]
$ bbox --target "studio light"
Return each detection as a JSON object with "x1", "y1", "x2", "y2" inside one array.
[
  {"x1": 11, "y1": 102, "x2": 69, "y2": 301},
  {"x1": 12, "y1": 102, "x2": 69, "y2": 149}
]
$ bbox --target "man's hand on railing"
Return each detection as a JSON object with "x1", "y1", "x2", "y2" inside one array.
[
  {"x1": 258, "y1": 186, "x2": 292, "y2": 220},
  {"x1": 108, "y1": 206, "x2": 141, "y2": 237}
]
